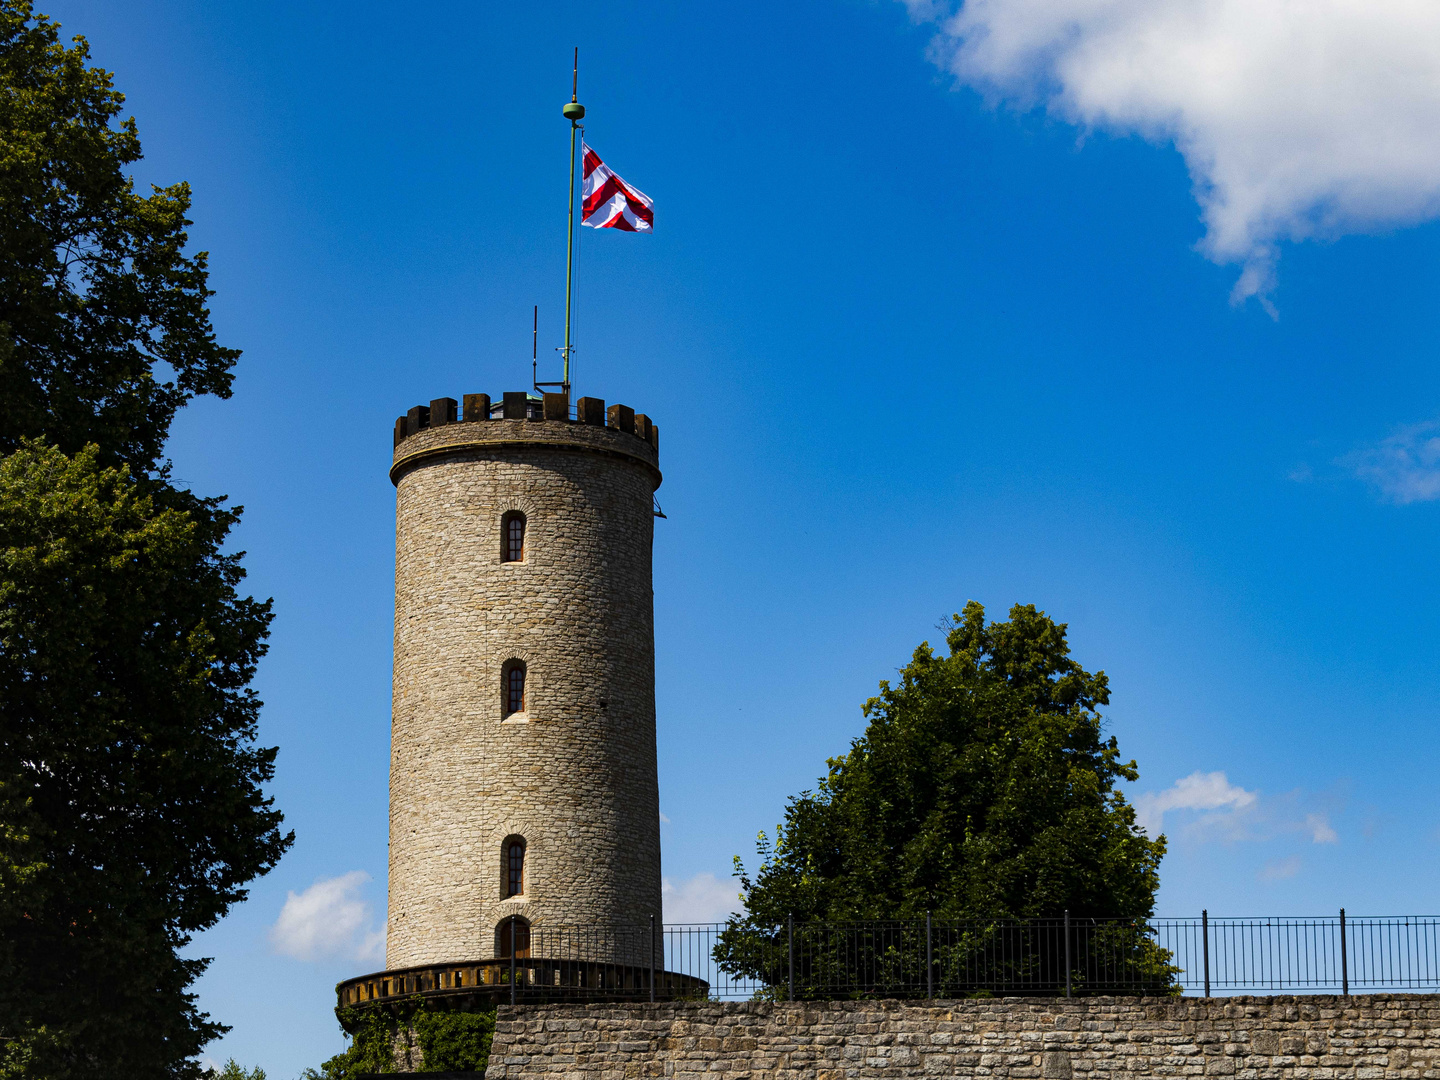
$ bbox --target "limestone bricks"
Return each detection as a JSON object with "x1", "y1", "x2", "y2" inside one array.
[
  {"x1": 385, "y1": 409, "x2": 662, "y2": 970},
  {"x1": 486, "y1": 995, "x2": 1440, "y2": 1080}
]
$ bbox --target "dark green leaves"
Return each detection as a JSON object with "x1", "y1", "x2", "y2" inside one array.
[
  {"x1": 0, "y1": 1, "x2": 237, "y2": 474},
  {"x1": 0, "y1": 443, "x2": 290, "y2": 1078},
  {"x1": 0, "y1": 4, "x2": 287, "y2": 1075},
  {"x1": 729, "y1": 601, "x2": 1165, "y2": 928}
]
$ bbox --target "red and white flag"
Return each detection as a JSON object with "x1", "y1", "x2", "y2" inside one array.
[{"x1": 581, "y1": 140, "x2": 653, "y2": 232}]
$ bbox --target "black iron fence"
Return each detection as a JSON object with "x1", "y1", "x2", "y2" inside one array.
[
  {"x1": 658, "y1": 911, "x2": 1440, "y2": 1000},
  {"x1": 339, "y1": 912, "x2": 1440, "y2": 1010}
]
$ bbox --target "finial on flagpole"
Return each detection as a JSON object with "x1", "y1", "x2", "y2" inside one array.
[{"x1": 563, "y1": 48, "x2": 585, "y2": 121}]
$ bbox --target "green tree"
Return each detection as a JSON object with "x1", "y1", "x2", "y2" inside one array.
[
  {"x1": 0, "y1": 444, "x2": 288, "y2": 1076},
  {"x1": 725, "y1": 601, "x2": 1164, "y2": 931},
  {"x1": 0, "y1": 1, "x2": 236, "y2": 470},
  {"x1": 0, "y1": 3, "x2": 290, "y2": 1075},
  {"x1": 300, "y1": 1002, "x2": 496, "y2": 1078},
  {"x1": 206, "y1": 1061, "x2": 265, "y2": 1080}
]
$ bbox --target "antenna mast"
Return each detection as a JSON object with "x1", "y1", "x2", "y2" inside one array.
[
  {"x1": 530, "y1": 304, "x2": 539, "y2": 392},
  {"x1": 560, "y1": 46, "x2": 585, "y2": 398}
]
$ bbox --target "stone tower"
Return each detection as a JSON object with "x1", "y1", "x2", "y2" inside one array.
[{"x1": 384, "y1": 390, "x2": 662, "y2": 970}]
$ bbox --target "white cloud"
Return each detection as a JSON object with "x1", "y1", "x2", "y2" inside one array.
[
  {"x1": 902, "y1": 0, "x2": 1440, "y2": 308},
  {"x1": 1136, "y1": 771, "x2": 1343, "y2": 846},
  {"x1": 1134, "y1": 770, "x2": 1257, "y2": 837},
  {"x1": 269, "y1": 871, "x2": 386, "y2": 964},
  {"x1": 1345, "y1": 419, "x2": 1440, "y2": 503},
  {"x1": 1305, "y1": 812, "x2": 1339, "y2": 844},
  {"x1": 1258, "y1": 854, "x2": 1302, "y2": 881},
  {"x1": 662, "y1": 872, "x2": 741, "y2": 924}
]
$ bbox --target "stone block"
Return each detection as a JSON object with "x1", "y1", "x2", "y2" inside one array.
[
  {"x1": 544, "y1": 392, "x2": 570, "y2": 420},
  {"x1": 502, "y1": 391, "x2": 528, "y2": 419},
  {"x1": 463, "y1": 393, "x2": 491, "y2": 422},
  {"x1": 1044, "y1": 1051, "x2": 1074, "y2": 1078},
  {"x1": 430, "y1": 397, "x2": 457, "y2": 426},
  {"x1": 1251, "y1": 1032, "x2": 1281, "y2": 1055},
  {"x1": 406, "y1": 404, "x2": 430, "y2": 435},
  {"x1": 608, "y1": 403, "x2": 635, "y2": 433},
  {"x1": 578, "y1": 396, "x2": 606, "y2": 425}
]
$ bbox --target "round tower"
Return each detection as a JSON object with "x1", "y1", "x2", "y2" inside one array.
[{"x1": 384, "y1": 390, "x2": 662, "y2": 970}]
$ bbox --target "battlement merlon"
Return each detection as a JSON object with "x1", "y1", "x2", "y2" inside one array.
[{"x1": 389, "y1": 392, "x2": 661, "y2": 489}]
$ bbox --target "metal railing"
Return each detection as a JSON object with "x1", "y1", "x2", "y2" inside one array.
[
  {"x1": 338, "y1": 912, "x2": 1440, "y2": 1010},
  {"x1": 657, "y1": 911, "x2": 1440, "y2": 1000},
  {"x1": 338, "y1": 918, "x2": 710, "y2": 1009}
]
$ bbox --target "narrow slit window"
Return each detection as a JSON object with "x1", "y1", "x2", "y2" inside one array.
[
  {"x1": 506, "y1": 840, "x2": 525, "y2": 897},
  {"x1": 502, "y1": 512, "x2": 526, "y2": 562},
  {"x1": 505, "y1": 663, "x2": 526, "y2": 716}
]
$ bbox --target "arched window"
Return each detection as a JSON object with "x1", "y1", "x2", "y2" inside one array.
[
  {"x1": 506, "y1": 838, "x2": 525, "y2": 897},
  {"x1": 501, "y1": 511, "x2": 526, "y2": 562},
  {"x1": 503, "y1": 661, "x2": 526, "y2": 717},
  {"x1": 496, "y1": 915, "x2": 530, "y2": 959}
]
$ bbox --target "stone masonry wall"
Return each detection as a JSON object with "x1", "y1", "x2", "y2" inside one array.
[
  {"x1": 387, "y1": 417, "x2": 663, "y2": 970},
  {"x1": 486, "y1": 996, "x2": 1440, "y2": 1080}
]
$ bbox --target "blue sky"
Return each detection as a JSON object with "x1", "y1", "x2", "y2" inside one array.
[{"x1": 41, "y1": 0, "x2": 1440, "y2": 1074}]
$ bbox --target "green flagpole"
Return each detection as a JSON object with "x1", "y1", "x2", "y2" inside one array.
[{"x1": 562, "y1": 48, "x2": 585, "y2": 397}]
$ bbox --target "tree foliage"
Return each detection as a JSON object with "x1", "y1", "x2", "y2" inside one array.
[
  {"x1": 729, "y1": 602, "x2": 1164, "y2": 927},
  {"x1": 0, "y1": 3, "x2": 289, "y2": 1075},
  {"x1": 0, "y1": 443, "x2": 288, "y2": 1076},
  {"x1": 206, "y1": 1061, "x2": 265, "y2": 1080},
  {"x1": 299, "y1": 1008, "x2": 398, "y2": 1080},
  {"x1": 0, "y1": 0, "x2": 237, "y2": 471},
  {"x1": 301, "y1": 1003, "x2": 496, "y2": 1079}
]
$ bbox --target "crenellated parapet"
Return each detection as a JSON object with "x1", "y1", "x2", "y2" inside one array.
[
  {"x1": 389, "y1": 392, "x2": 661, "y2": 489},
  {"x1": 392, "y1": 391, "x2": 659, "y2": 457}
]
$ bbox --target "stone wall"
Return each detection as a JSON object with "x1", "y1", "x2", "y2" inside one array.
[
  {"x1": 386, "y1": 414, "x2": 663, "y2": 970},
  {"x1": 485, "y1": 996, "x2": 1440, "y2": 1079}
]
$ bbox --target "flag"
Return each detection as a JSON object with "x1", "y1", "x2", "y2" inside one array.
[{"x1": 581, "y1": 140, "x2": 653, "y2": 232}]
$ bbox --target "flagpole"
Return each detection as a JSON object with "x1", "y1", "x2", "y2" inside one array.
[{"x1": 562, "y1": 48, "x2": 585, "y2": 397}]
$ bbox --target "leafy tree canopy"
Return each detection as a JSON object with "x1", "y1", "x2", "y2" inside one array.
[
  {"x1": 207, "y1": 1062, "x2": 265, "y2": 1080},
  {"x1": 0, "y1": 442, "x2": 288, "y2": 1077},
  {"x1": 301, "y1": 1003, "x2": 496, "y2": 1079},
  {"x1": 730, "y1": 602, "x2": 1164, "y2": 927},
  {"x1": 0, "y1": 0, "x2": 237, "y2": 472},
  {"x1": 0, "y1": 4, "x2": 289, "y2": 1076}
]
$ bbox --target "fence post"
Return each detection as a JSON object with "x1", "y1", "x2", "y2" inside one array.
[
  {"x1": 788, "y1": 913, "x2": 795, "y2": 1001},
  {"x1": 1202, "y1": 910, "x2": 1210, "y2": 998},
  {"x1": 510, "y1": 916, "x2": 517, "y2": 1006},
  {"x1": 926, "y1": 910, "x2": 934, "y2": 1001},
  {"x1": 1340, "y1": 908, "x2": 1349, "y2": 997},
  {"x1": 650, "y1": 914, "x2": 657, "y2": 1003},
  {"x1": 1064, "y1": 909, "x2": 1072, "y2": 999}
]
